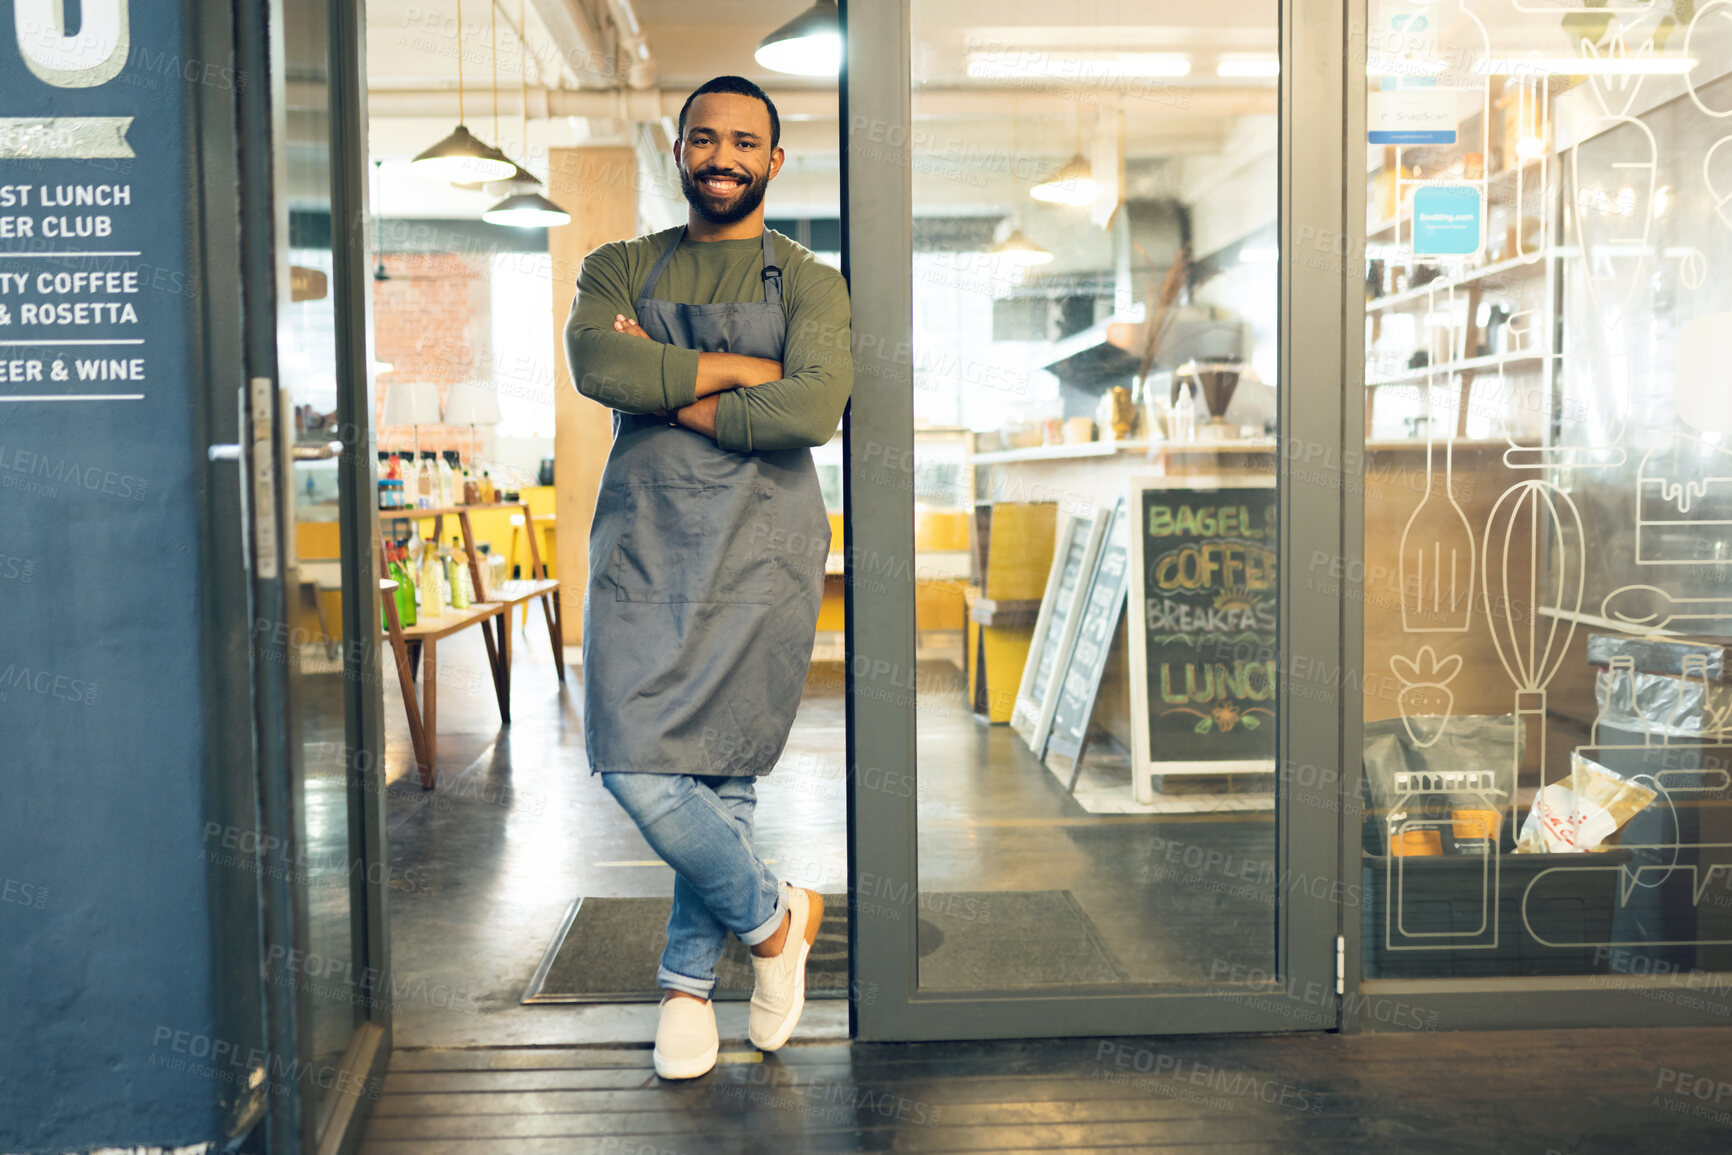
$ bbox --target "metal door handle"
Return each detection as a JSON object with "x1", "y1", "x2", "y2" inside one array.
[
  {"x1": 292, "y1": 440, "x2": 344, "y2": 461},
  {"x1": 209, "y1": 443, "x2": 243, "y2": 462}
]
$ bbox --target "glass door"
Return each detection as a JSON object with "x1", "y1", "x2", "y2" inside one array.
[
  {"x1": 846, "y1": 0, "x2": 1349, "y2": 1038},
  {"x1": 239, "y1": 0, "x2": 389, "y2": 1145},
  {"x1": 1350, "y1": 0, "x2": 1732, "y2": 1023}
]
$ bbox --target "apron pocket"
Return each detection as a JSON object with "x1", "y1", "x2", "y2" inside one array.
[{"x1": 607, "y1": 482, "x2": 778, "y2": 605}]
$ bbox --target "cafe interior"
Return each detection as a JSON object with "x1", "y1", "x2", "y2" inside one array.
[{"x1": 276, "y1": 0, "x2": 1732, "y2": 1055}]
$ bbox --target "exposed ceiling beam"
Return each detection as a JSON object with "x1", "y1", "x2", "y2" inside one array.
[
  {"x1": 361, "y1": 84, "x2": 1273, "y2": 122},
  {"x1": 526, "y1": 0, "x2": 611, "y2": 88}
]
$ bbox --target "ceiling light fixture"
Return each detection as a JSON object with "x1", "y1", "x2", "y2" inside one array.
[
  {"x1": 411, "y1": 0, "x2": 518, "y2": 183},
  {"x1": 484, "y1": 191, "x2": 571, "y2": 227},
  {"x1": 755, "y1": 0, "x2": 841, "y2": 77},
  {"x1": 1030, "y1": 153, "x2": 1101, "y2": 207},
  {"x1": 967, "y1": 52, "x2": 1190, "y2": 79},
  {"x1": 1217, "y1": 56, "x2": 1280, "y2": 78},
  {"x1": 989, "y1": 227, "x2": 1054, "y2": 266},
  {"x1": 486, "y1": 0, "x2": 570, "y2": 228}
]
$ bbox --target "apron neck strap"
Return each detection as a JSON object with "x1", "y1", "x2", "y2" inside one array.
[
  {"x1": 760, "y1": 229, "x2": 782, "y2": 306},
  {"x1": 638, "y1": 227, "x2": 686, "y2": 300},
  {"x1": 637, "y1": 226, "x2": 782, "y2": 306}
]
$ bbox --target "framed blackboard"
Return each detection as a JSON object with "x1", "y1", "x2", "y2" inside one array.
[
  {"x1": 1127, "y1": 480, "x2": 1278, "y2": 801},
  {"x1": 1043, "y1": 498, "x2": 1130, "y2": 769},
  {"x1": 1012, "y1": 510, "x2": 1107, "y2": 753}
]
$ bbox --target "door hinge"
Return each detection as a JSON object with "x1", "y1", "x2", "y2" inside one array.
[{"x1": 1335, "y1": 933, "x2": 1346, "y2": 995}]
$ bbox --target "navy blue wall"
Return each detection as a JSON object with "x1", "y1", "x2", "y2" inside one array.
[{"x1": 0, "y1": 3, "x2": 233, "y2": 1149}]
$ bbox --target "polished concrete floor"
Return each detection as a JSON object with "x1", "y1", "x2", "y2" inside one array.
[{"x1": 369, "y1": 620, "x2": 1280, "y2": 1049}]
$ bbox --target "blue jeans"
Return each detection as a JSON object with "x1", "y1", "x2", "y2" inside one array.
[{"x1": 601, "y1": 772, "x2": 787, "y2": 1000}]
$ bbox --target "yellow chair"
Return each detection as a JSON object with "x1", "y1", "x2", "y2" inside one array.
[{"x1": 508, "y1": 512, "x2": 556, "y2": 633}]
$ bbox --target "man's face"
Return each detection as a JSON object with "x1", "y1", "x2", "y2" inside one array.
[{"x1": 675, "y1": 92, "x2": 783, "y2": 225}]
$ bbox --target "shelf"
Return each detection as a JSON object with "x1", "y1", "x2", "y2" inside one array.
[
  {"x1": 970, "y1": 440, "x2": 1149, "y2": 464},
  {"x1": 1366, "y1": 350, "x2": 1544, "y2": 387},
  {"x1": 1364, "y1": 437, "x2": 1510, "y2": 451},
  {"x1": 1366, "y1": 251, "x2": 1552, "y2": 314},
  {"x1": 386, "y1": 600, "x2": 506, "y2": 643},
  {"x1": 970, "y1": 438, "x2": 1277, "y2": 465},
  {"x1": 489, "y1": 578, "x2": 558, "y2": 605},
  {"x1": 379, "y1": 501, "x2": 528, "y2": 517},
  {"x1": 1159, "y1": 438, "x2": 1278, "y2": 453},
  {"x1": 1366, "y1": 161, "x2": 1545, "y2": 238}
]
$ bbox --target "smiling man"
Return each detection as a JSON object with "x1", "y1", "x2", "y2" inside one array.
[{"x1": 563, "y1": 76, "x2": 852, "y2": 1080}]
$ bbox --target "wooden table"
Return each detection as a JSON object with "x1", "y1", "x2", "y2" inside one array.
[
  {"x1": 379, "y1": 501, "x2": 565, "y2": 789},
  {"x1": 381, "y1": 585, "x2": 507, "y2": 789}
]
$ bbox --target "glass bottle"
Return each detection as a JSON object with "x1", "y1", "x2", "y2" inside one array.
[
  {"x1": 448, "y1": 536, "x2": 471, "y2": 609},
  {"x1": 438, "y1": 451, "x2": 457, "y2": 507},
  {"x1": 416, "y1": 451, "x2": 436, "y2": 508},
  {"x1": 391, "y1": 545, "x2": 416, "y2": 627},
  {"x1": 473, "y1": 543, "x2": 492, "y2": 602},
  {"x1": 418, "y1": 537, "x2": 444, "y2": 617},
  {"x1": 1171, "y1": 382, "x2": 1197, "y2": 443}
]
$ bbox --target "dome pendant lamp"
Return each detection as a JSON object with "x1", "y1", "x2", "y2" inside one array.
[
  {"x1": 411, "y1": 0, "x2": 518, "y2": 183},
  {"x1": 1030, "y1": 153, "x2": 1102, "y2": 206},
  {"x1": 755, "y1": 0, "x2": 841, "y2": 77},
  {"x1": 485, "y1": 0, "x2": 570, "y2": 227}
]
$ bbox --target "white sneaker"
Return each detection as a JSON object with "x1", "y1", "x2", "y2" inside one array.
[
  {"x1": 748, "y1": 885, "x2": 824, "y2": 1052},
  {"x1": 653, "y1": 995, "x2": 718, "y2": 1079}
]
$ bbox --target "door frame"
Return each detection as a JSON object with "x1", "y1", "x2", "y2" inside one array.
[
  {"x1": 1333, "y1": 0, "x2": 1732, "y2": 1034},
  {"x1": 230, "y1": 0, "x2": 391, "y2": 1149},
  {"x1": 842, "y1": 0, "x2": 1352, "y2": 1040}
]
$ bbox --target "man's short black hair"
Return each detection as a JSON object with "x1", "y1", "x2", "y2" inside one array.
[{"x1": 677, "y1": 76, "x2": 780, "y2": 150}]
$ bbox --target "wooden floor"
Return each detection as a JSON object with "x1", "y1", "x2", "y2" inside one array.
[{"x1": 359, "y1": 1026, "x2": 1732, "y2": 1153}]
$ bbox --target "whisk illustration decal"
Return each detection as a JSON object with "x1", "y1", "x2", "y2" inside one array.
[{"x1": 1480, "y1": 479, "x2": 1586, "y2": 830}]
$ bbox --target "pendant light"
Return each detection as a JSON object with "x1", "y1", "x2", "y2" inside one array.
[
  {"x1": 460, "y1": 0, "x2": 541, "y2": 192},
  {"x1": 989, "y1": 227, "x2": 1054, "y2": 266},
  {"x1": 411, "y1": 0, "x2": 518, "y2": 183},
  {"x1": 755, "y1": 0, "x2": 841, "y2": 77},
  {"x1": 993, "y1": 81, "x2": 1051, "y2": 267},
  {"x1": 1030, "y1": 0, "x2": 1101, "y2": 207},
  {"x1": 1030, "y1": 154, "x2": 1102, "y2": 206},
  {"x1": 485, "y1": 0, "x2": 570, "y2": 228}
]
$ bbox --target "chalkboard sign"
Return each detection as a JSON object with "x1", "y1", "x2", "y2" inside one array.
[
  {"x1": 1012, "y1": 510, "x2": 1107, "y2": 752},
  {"x1": 1127, "y1": 482, "x2": 1278, "y2": 796},
  {"x1": 1043, "y1": 498, "x2": 1130, "y2": 769}
]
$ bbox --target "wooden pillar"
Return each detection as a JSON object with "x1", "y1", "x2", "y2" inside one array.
[{"x1": 550, "y1": 146, "x2": 637, "y2": 650}]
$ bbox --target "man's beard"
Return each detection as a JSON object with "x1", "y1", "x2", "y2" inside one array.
[{"x1": 679, "y1": 165, "x2": 769, "y2": 225}]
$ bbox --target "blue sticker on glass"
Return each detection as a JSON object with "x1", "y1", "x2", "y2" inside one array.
[{"x1": 1411, "y1": 185, "x2": 1482, "y2": 256}]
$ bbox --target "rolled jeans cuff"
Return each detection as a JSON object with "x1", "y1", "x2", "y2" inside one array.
[
  {"x1": 657, "y1": 966, "x2": 717, "y2": 1000},
  {"x1": 735, "y1": 882, "x2": 788, "y2": 948}
]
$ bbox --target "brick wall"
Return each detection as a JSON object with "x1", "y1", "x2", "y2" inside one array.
[{"x1": 372, "y1": 251, "x2": 492, "y2": 461}]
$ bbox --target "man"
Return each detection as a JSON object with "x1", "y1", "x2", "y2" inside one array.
[{"x1": 563, "y1": 75, "x2": 852, "y2": 1080}]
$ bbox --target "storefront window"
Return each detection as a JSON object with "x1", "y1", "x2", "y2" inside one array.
[
  {"x1": 1359, "y1": 1, "x2": 1732, "y2": 980},
  {"x1": 911, "y1": 2, "x2": 1282, "y2": 991}
]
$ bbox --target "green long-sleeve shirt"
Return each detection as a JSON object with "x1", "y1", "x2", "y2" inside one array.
[{"x1": 563, "y1": 226, "x2": 853, "y2": 452}]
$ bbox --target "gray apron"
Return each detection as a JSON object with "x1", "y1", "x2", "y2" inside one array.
[{"x1": 582, "y1": 229, "x2": 830, "y2": 776}]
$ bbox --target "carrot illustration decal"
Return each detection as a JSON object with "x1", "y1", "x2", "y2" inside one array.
[{"x1": 1391, "y1": 646, "x2": 1463, "y2": 748}]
